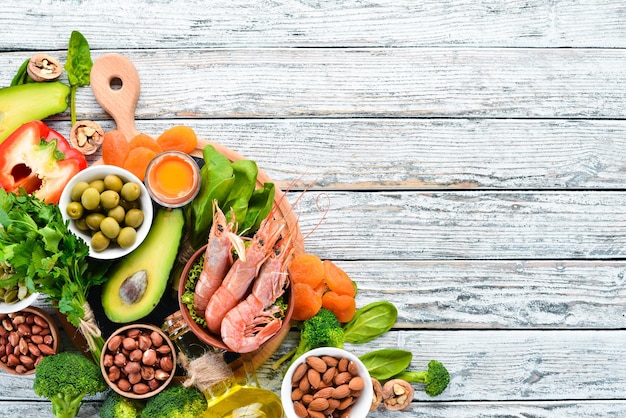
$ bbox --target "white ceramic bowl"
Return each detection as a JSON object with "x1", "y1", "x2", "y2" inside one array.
[
  {"x1": 281, "y1": 347, "x2": 373, "y2": 418},
  {"x1": 59, "y1": 165, "x2": 153, "y2": 259},
  {"x1": 0, "y1": 292, "x2": 39, "y2": 314}
]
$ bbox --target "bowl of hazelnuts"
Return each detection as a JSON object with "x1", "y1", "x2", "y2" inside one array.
[{"x1": 100, "y1": 324, "x2": 176, "y2": 399}]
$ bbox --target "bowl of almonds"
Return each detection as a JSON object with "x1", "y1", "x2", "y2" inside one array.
[
  {"x1": 0, "y1": 307, "x2": 60, "y2": 375},
  {"x1": 281, "y1": 347, "x2": 373, "y2": 418},
  {"x1": 101, "y1": 324, "x2": 176, "y2": 399}
]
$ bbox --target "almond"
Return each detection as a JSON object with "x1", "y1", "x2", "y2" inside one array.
[
  {"x1": 322, "y1": 355, "x2": 339, "y2": 367},
  {"x1": 306, "y1": 356, "x2": 327, "y2": 373},
  {"x1": 349, "y1": 376, "x2": 364, "y2": 391},
  {"x1": 307, "y1": 368, "x2": 321, "y2": 389},
  {"x1": 332, "y1": 384, "x2": 351, "y2": 399},
  {"x1": 313, "y1": 387, "x2": 334, "y2": 399},
  {"x1": 292, "y1": 362, "x2": 308, "y2": 384},
  {"x1": 322, "y1": 366, "x2": 336, "y2": 385},
  {"x1": 293, "y1": 401, "x2": 308, "y2": 418},
  {"x1": 308, "y1": 397, "x2": 330, "y2": 412},
  {"x1": 334, "y1": 371, "x2": 352, "y2": 385}
]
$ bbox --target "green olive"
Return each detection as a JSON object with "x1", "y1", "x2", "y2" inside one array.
[
  {"x1": 117, "y1": 227, "x2": 137, "y2": 248},
  {"x1": 81, "y1": 187, "x2": 101, "y2": 210},
  {"x1": 91, "y1": 231, "x2": 110, "y2": 252},
  {"x1": 108, "y1": 205, "x2": 126, "y2": 224},
  {"x1": 85, "y1": 212, "x2": 105, "y2": 231},
  {"x1": 119, "y1": 199, "x2": 140, "y2": 211},
  {"x1": 103, "y1": 174, "x2": 124, "y2": 192},
  {"x1": 70, "y1": 181, "x2": 90, "y2": 202},
  {"x1": 66, "y1": 202, "x2": 84, "y2": 220},
  {"x1": 100, "y1": 217, "x2": 120, "y2": 239},
  {"x1": 125, "y1": 208, "x2": 144, "y2": 229},
  {"x1": 89, "y1": 179, "x2": 105, "y2": 193},
  {"x1": 74, "y1": 217, "x2": 89, "y2": 231},
  {"x1": 121, "y1": 182, "x2": 141, "y2": 202},
  {"x1": 100, "y1": 190, "x2": 120, "y2": 209}
]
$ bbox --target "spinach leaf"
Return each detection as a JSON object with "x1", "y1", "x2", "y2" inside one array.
[
  {"x1": 64, "y1": 30, "x2": 93, "y2": 125},
  {"x1": 240, "y1": 182, "x2": 275, "y2": 235},
  {"x1": 359, "y1": 349, "x2": 413, "y2": 381},
  {"x1": 223, "y1": 159, "x2": 258, "y2": 229},
  {"x1": 343, "y1": 301, "x2": 398, "y2": 344}
]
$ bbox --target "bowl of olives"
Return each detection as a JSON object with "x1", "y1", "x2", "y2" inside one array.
[{"x1": 59, "y1": 165, "x2": 153, "y2": 259}]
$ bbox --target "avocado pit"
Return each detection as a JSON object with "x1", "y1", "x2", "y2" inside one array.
[{"x1": 119, "y1": 270, "x2": 148, "y2": 305}]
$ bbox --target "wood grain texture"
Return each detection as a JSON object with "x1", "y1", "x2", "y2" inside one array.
[
  {"x1": 287, "y1": 190, "x2": 626, "y2": 260},
  {"x1": 3, "y1": 1, "x2": 626, "y2": 49},
  {"x1": 45, "y1": 118, "x2": 626, "y2": 191},
  {"x1": 2, "y1": 48, "x2": 626, "y2": 119}
]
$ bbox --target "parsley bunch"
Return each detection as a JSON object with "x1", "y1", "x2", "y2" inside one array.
[{"x1": 0, "y1": 189, "x2": 109, "y2": 363}]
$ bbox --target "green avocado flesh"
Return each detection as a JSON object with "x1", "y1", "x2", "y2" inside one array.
[{"x1": 102, "y1": 208, "x2": 184, "y2": 323}]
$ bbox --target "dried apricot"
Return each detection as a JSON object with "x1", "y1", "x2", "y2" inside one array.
[
  {"x1": 288, "y1": 253, "x2": 325, "y2": 288},
  {"x1": 156, "y1": 125, "x2": 198, "y2": 154},
  {"x1": 322, "y1": 260, "x2": 356, "y2": 297},
  {"x1": 101, "y1": 130, "x2": 130, "y2": 167},
  {"x1": 129, "y1": 133, "x2": 162, "y2": 154},
  {"x1": 123, "y1": 146, "x2": 157, "y2": 181},
  {"x1": 292, "y1": 282, "x2": 323, "y2": 321},
  {"x1": 322, "y1": 291, "x2": 356, "y2": 323}
]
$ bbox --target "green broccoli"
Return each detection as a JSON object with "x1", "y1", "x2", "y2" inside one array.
[
  {"x1": 141, "y1": 384, "x2": 207, "y2": 418},
  {"x1": 294, "y1": 307, "x2": 344, "y2": 358},
  {"x1": 33, "y1": 351, "x2": 107, "y2": 418},
  {"x1": 99, "y1": 391, "x2": 144, "y2": 418},
  {"x1": 393, "y1": 360, "x2": 450, "y2": 397}
]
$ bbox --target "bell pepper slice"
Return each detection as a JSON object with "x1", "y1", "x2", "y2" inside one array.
[{"x1": 0, "y1": 120, "x2": 87, "y2": 204}]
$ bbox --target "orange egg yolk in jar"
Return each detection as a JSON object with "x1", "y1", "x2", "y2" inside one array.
[{"x1": 145, "y1": 151, "x2": 200, "y2": 207}]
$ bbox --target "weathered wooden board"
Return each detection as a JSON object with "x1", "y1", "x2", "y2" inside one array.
[
  {"x1": 4, "y1": 330, "x2": 626, "y2": 406},
  {"x1": 43, "y1": 118, "x2": 626, "y2": 191},
  {"x1": 3, "y1": 48, "x2": 626, "y2": 119},
  {"x1": 3, "y1": 1, "x2": 626, "y2": 49},
  {"x1": 287, "y1": 190, "x2": 626, "y2": 260}
]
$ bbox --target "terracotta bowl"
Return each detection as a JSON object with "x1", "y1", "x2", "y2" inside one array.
[
  {"x1": 0, "y1": 307, "x2": 60, "y2": 375},
  {"x1": 178, "y1": 243, "x2": 295, "y2": 354},
  {"x1": 101, "y1": 324, "x2": 176, "y2": 399}
]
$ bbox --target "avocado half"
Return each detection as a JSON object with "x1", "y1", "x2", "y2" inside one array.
[{"x1": 102, "y1": 208, "x2": 184, "y2": 323}]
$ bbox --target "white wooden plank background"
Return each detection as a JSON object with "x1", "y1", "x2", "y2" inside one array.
[{"x1": 1, "y1": 0, "x2": 625, "y2": 417}]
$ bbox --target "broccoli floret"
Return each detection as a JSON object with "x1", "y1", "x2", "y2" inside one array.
[
  {"x1": 294, "y1": 308, "x2": 344, "y2": 359},
  {"x1": 33, "y1": 352, "x2": 107, "y2": 418},
  {"x1": 141, "y1": 384, "x2": 207, "y2": 418},
  {"x1": 272, "y1": 308, "x2": 345, "y2": 370},
  {"x1": 100, "y1": 391, "x2": 144, "y2": 418},
  {"x1": 394, "y1": 360, "x2": 450, "y2": 397}
]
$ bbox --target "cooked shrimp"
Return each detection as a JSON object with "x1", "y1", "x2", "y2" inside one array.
[
  {"x1": 221, "y1": 237, "x2": 294, "y2": 353},
  {"x1": 204, "y1": 214, "x2": 285, "y2": 335},
  {"x1": 193, "y1": 201, "x2": 242, "y2": 317}
]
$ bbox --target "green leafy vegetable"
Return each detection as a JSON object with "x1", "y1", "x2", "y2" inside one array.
[
  {"x1": 185, "y1": 145, "x2": 275, "y2": 250},
  {"x1": 10, "y1": 58, "x2": 32, "y2": 86},
  {"x1": 0, "y1": 189, "x2": 108, "y2": 364},
  {"x1": 343, "y1": 301, "x2": 398, "y2": 344},
  {"x1": 359, "y1": 349, "x2": 413, "y2": 381},
  {"x1": 64, "y1": 30, "x2": 93, "y2": 125}
]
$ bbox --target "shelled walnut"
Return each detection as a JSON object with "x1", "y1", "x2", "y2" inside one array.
[
  {"x1": 382, "y1": 379, "x2": 414, "y2": 411},
  {"x1": 70, "y1": 120, "x2": 104, "y2": 155},
  {"x1": 27, "y1": 54, "x2": 62, "y2": 82}
]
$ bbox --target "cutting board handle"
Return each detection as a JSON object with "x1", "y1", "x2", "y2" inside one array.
[{"x1": 91, "y1": 53, "x2": 141, "y2": 139}]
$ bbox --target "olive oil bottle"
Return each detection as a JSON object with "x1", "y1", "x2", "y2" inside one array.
[{"x1": 163, "y1": 311, "x2": 284, "y2": 418}]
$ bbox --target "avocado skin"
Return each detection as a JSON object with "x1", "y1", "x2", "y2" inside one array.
[{"x1": 102, "y1": 208, "x2": 185, "y2": 323}]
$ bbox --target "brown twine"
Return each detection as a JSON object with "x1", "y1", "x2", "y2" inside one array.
[
  {"x1": 179, "y1": 351, "x2": 234, "y2": 392},
  {"x1": 77, "y1": 301, "x2": 102, "y2": 353}
]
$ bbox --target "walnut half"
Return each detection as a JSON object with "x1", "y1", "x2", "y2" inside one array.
[
  {"x1": 382, "y1": 378, "x2": 414, "y2": 411},
  {"x1": 27, "y1": 54, "x2": 63, "y2": 82},
  {"x1": 70, "y1": 120, "x2": 104, "y2": 155}
]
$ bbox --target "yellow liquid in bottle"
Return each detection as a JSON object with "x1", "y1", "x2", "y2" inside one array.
[{"x1": 203, "y1": 384, "x2": 283, "y2": 418}]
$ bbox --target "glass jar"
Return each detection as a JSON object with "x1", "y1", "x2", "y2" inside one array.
[{"x1": 163, "y1": 311, "x2": 284, "y2": 418}]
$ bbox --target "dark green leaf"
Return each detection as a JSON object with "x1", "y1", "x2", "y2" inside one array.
[
  {"x1": 343, "y1": 301, "x2": 398, "y2": 344},
  {"x1": 64, "y1": 30, "x2": 93, "y2": 87},
  {"x1": 359, "y1": 349, "x2": 413, "y2": 381},
  {"x1": 10, "y1": 58, "x2": 32, "y2": 86}
]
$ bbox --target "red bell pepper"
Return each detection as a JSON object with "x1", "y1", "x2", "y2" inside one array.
[{"x1": 0, "y1": 120, "x2": 87, "y2": 204}]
